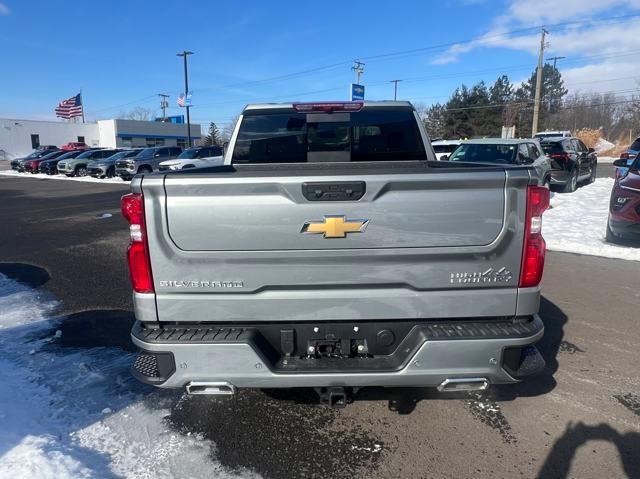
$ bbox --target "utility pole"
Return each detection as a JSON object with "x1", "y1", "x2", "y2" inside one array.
[
  {"x1": 547, "y1": 55, "x2": 565, "y2": 69},
  {"x1": 531, "y1": 28, "x2": 548, "y2": 136},
  {"x1": 176, "y1": 50, "x2": 194, "y2": 147},
  {"x1": 390, "y1": 79, "x2": 402, "y2": 100},
  {"x1": 352, "y1": 60, "x2": 365, "y2": 84},
  {"x1": 545, "y1": 56, "x2": 565, "y2": 112},
  {"x1": 158, "y1": 93, "x2": 169, "y2": 121}
]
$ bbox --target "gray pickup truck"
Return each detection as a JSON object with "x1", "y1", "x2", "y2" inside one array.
[{"x1": 122, "y1": 101, "x2": 550, "y2": 407}]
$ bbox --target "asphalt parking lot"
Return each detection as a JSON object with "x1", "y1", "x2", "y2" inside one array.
[{"x1": 0, "y1": 169, "x2": 638, "y2": 479}]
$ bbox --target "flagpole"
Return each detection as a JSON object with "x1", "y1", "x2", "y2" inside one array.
[{"x1": 80, "y1": 90, "x2": 85, "y2": 123}]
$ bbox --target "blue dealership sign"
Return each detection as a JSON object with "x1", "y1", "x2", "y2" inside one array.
[{"x1": 351, "y1": 83, "x2": 365, "y2": 101}]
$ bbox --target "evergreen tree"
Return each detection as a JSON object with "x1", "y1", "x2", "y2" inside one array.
[
  {"x1": 515, "y1": 64, "x2": 568, "y2": 134},
  {"x1": 423, "y1": 103, "x2": 447, "y2": 139},
  {"x1": 202, "y1": 122, "x2": 222, "y2": 147}
]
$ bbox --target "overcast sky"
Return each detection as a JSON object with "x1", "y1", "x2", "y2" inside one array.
[{"x1": 1, "y1": 0, "x2": 639, "y2": 128}]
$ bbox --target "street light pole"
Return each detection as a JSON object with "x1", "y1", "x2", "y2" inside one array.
[{"x1": 177, "y1": 50, "x2": 194, "y2": 147}]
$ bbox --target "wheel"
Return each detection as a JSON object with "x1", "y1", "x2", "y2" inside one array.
[
  {"x1": 606, "y1": 221, "x2": 619, "y2": 244},
  {"x1": 75, "y1": 166, "x2": 87, "y2": 177},
  {"x1": 137, "y1": 166, "x2": 152, "y2": 175},
  {"x1": 587, "y1": 162, "x2": 597, "y2": 184},
  {"x1": 562, "y1": 168, "x2": 578, "y2": 193},
  {"x1": 106, "y1": 166, "x2": 115, "y2": 178}
]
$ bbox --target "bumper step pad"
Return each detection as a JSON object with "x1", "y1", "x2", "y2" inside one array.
[{"x1": 132, "y1": 317, "x2": 544, "y2": 378}]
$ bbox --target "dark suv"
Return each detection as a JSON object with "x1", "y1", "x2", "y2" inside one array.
[
  {"x1": 22, "y1": 150, "x2": 67, "y2": 173},
  {"x1": 115, "y1": 146, "x2": 182, "y2": 180},
  {"x1": 608, "y1": 157, "x2": 640, "y2": 242},
  {"x1": 39, "y1": 149, "x2": 86, "y2": 174},
  {"x1": 539, "y1": 137, "x2": 597, "y2": 193},
  {"x1": 10, "y1": 147, "x2": 59, "y2": 171}
]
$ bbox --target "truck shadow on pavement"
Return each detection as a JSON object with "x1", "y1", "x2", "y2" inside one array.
[{"x1": 537, "y1": 422, "x2": 640, "y2": 479}]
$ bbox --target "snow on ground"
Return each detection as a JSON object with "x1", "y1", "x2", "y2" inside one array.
[
  {"x1": 0, "y1": 170, "x2": 129, "y2": 184},
  {"x1": 594, "y1": 138, "x2": 615, "y2": 154},
  {"x1": 544, "y1": 178, "x2": 640, "y2": 262},
  {"x1": 0, "y1": 274, "x2": 253, "y2": 478},
  {"x1": 597, "y1": 156, "x2": 617, "y2": 164}
]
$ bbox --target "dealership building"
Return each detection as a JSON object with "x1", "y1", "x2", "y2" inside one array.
[{"x1": 0, "y1": 117, "x2": 202, "y2": 159}]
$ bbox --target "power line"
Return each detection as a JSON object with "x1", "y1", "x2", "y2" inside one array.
[
  {"x1": 83, "y1": 14, "x2": 640, "y2": 118},
  {"x1": 85, "y1": 95, "x2": 157, "y2": 115}
]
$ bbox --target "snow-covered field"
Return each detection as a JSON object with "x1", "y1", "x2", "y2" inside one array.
[
  {"x1": 0, "y1": 170, "x2": 129, "y2": 184},
  {"x1": 544, "y1": 178, "x2": 640, "y2": 262},
  {"x1": 0, "y1": 274, "x2": 249, "y2": 479}
]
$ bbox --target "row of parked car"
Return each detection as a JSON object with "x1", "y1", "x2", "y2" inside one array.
[
  {"x1": 10, "y1": 144, "x2": 224, "y2": 179},
  {"x1": 432, "y1": 132, "x2": 598, "y2": 193},
  {"x1": 432, "y1": 132, "x2": 640, "y2": 244}
]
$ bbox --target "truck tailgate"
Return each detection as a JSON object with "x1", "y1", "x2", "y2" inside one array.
[
  {"x1": 165, "y1": 173, "x2": 504, "y2": 250},
  {"x1": 140, "y1": 164, "x2": 531, "y2": 322}
]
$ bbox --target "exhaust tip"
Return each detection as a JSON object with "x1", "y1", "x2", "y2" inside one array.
[
  {"x1": 186, "y1": 381, "x2": 236, "y2": 396},
  {"x1": 437, "y1": 377, "x2": 489, "y2": 392}
]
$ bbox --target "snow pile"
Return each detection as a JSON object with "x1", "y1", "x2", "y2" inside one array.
[
  {"x1": 0, "y1": 170, "x2": 129, "y2": 184},
  {"x1": 543, "y1": 178, "x2": 640, "y2": 261},
  {"x1": 595, "y1": 137, "x2": 615, "y2": 154},
  {"x1": 0, "y1": 274, "x2": 248, "y2": 478}
]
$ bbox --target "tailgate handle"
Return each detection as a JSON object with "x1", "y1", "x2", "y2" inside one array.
[{"x1": 302, "y1": 181, "x2": 365, "y2": 201}]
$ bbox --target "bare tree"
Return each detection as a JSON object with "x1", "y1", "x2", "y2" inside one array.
[
  {"x1": 221, "y1": 114, "x2": 241, "y2": 142},
  {"x1": 124, "y1": 107, "x2": 156, "y2": 121}
]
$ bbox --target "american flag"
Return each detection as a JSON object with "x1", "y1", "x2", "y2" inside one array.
[
  {"x1": 55, "y1": 93, "x2": 83, "y2": 119},
  {"x1": 177, "y1": 93, "x2": 191, "y2": 107}
]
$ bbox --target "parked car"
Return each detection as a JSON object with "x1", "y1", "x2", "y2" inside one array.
[
  {"x1": 445, "y1": 138, "x2": 552, "y2": 186},
  {"x1": 10, "y1": 147, "x2": 59, "y2": 170},
  {"x1": 61, "y1": 141, "x2": 89, "y2": 151},
  {"x1": 22, "y1": 150, "x2": 67, "y2": 173},
  {"x1": 38, "y1": 149, "x2": 86, "y2": 174},
  {"x1": 57, "y1": 148, "x2": 120, "y2": 177},
  {"x1": 539, "y1": 137, "x2": 597, "y2": 193},
  {"x1": 615, "y1": 136, "x2": 640, "y2": 179},
  {"x1": 431, "y1": 140, "x2": 461, "y2": 160},
  {"x1": 533, "y1": 130, "x2": 572, "y2": 140},
  {"x1": 608, "y1": 157, "x2": 640, "y2": 242},
  {"x1": 158, "y1": 145, "x2": 223, "y2": 171},
  {"x1": 88, "y1": 149, "x2": 142, "y2": 178},
  {"x1": 115, "y1": 146, "x2": 182, "y2": 180}
]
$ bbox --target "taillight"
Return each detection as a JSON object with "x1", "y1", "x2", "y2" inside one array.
[
  {"x1": 121, "y1": 193, "x2": 154, "y2": 293},
  {"x1": 519, "y1": 186, "x2": 550, "y2": 288},
  {"x1": 549, "y1": 152, "x2": 570, "y2": 162},
  {"x1": 292, "y1": 102, "x2": 364, "y2": 113}
]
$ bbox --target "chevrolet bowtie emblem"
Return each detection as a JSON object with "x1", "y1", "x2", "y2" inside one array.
[{"x1": 301, "y1": 215, "x2": 369, "y2": 238}]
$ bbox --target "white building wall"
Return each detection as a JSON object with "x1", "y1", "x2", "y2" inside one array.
[
  {"x1": 0, "y1": 117, "x2": 203, "y2": 160},
  {"x1": 97, "y1": 120, "x2": 117, "y2": 149},
  {"x1": 0, "y1": 119, "x2": 99, "y2": 159}
]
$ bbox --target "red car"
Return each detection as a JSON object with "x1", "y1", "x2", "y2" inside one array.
[
  {"x1": 61, "y1": 142, "x2": 89, "y2": 151},
  {"x1": 608, "y1": 157, "x2": 640, "y2": 242},
  {"x1": 22, "y1": 150, "x2": 67, "y2": 173}
]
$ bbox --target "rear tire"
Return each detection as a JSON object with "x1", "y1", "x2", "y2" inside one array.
[
  {"x1": 606, "y1": 221, "x2": 619, "y2": 244},
  {"x1": 106, "y1": 166, "x2": 115, "y2": 178},
  {"x1": 137, "y1": 166, "x2": 153, "y2": 175},
  {"x1": 75, "y1": 166, "x2": 87, "y2": 177},
  {"x1": 587, "y1": 162, "x2": 597, "y2": 184},
  {"x1": 562, "y1": 168, "x2": 578, "y2": 193}
]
